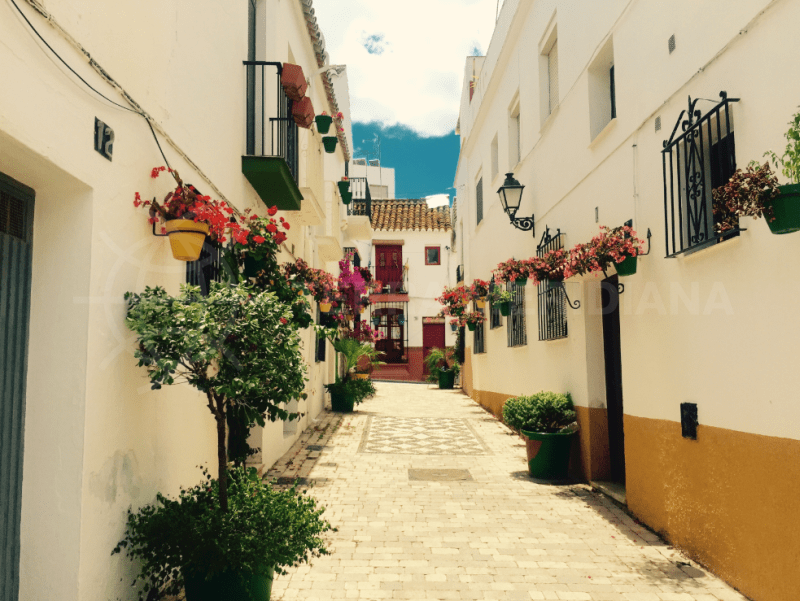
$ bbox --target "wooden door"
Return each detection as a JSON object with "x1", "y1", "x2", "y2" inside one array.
[
  {"x1": 1, "y1": 173, "x2": 35, "y2": 601},
  {"x1": 375, "y1": 245, "x2": 402, "y2": 292},
  {"x1": 375, "y1": 307, "x2": 405, "y2": 363},
  {"x1": 422, "y1": 323, "x2": 445, "y2": 375},
  {"x1": 601, "y1": 277, "x2": 626, "y2": 484}
]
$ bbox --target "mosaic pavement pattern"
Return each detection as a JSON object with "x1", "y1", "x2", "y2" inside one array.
[{"x1": 358, "y1": 416, "x2": 489, "y2": 455}]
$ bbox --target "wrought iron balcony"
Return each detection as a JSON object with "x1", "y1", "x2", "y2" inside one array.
[
  {"x1": 347, "y1": 176, "x2": 372, "y2": 221},
  {"x1": 242, "y1": 61, "x2": 302, "y2": 211}
]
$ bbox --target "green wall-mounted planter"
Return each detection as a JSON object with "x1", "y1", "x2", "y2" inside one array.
[
  {"x1": 341, "y1": 191, "x2": 352, "y2": 205},
  {"x1": 184, "y1": 566, "x2": 274, "y2": 601},
  {"x1": 337, "y1": 181, "x2": 350, "y2": 196},
  {"x1": 241, "y1": 156, "x2": 303, "y2": 211},
  {"x1": 615, "y1": 255, "x2": 638, "y2": 276},
  {"x1": 322, "y1": 136, "x2": 338, "y2": 154},
  {"x1": 521, "y1": 430, "x2": 575, "y2": 480},
  {"x1": 467, "y1": 322, "x2": 477, "y2": 331},
  {"x1": 499, "y1": 301, "x2": 511, "y2": 316},
  {"x1": 315, "y1": 115, "x2": 333, "y2": 134},
  {"x1": 765, "y1": 184, "x2": 800, "y2": 234}
]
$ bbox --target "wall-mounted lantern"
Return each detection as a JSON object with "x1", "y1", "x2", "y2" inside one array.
[{"x1": 497, "y1": 173, "x2": 534, "y2": 236}]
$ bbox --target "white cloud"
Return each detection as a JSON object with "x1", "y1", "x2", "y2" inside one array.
[
  {"x1": 425, "y1": 194, "x2": 451, "y2": 208},
  {"x1": 313, "y1": 0, "x2": 499, "y2": 137}
]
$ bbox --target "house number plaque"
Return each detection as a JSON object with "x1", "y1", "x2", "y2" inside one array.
[{"x1": 94, "y1": 117, "x2": 114, "y2": 161}]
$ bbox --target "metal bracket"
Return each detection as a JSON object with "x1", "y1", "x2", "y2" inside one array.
[
  {"x1": 551, "y1": 281, "x2": 581, "y2": 310},
  {"x1": 509, "y1": 214, "x2": 535, "y2": 237}
]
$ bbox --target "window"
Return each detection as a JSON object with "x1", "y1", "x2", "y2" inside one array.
[
  {"x1": 589, "y1": 39, "x2": 615, "y2": 140},
  {"x1": 662, "y1": 93, "x2": 738, "y2": 257},
  {"x1": 536, "y1": 228, "x2": 567, "y2": 341},
  {"x1": 539, "y1": 19, "x2": 559, "y2": 125},
  {"x1": 186, "y1": 241, "x2": 225, "y2": 296},
  {"x1": 489, "y1": 279, "x2": 502, "y2": 329},
  {"x1": 506, "y1": 282, "x2": 527, "y2": 347},
  {"x1": 547, "y1": 42, "x2": 559, "y2": 115},
  {"x1": 425, "y1": 246, "x2": 440, "y2": 265},
  {"x1": 473, "y1": 307, "x2": 486, "y2": 354},
  {"x1": 490, "y1": 135, "x2": 499, "y2": 182},
  {"x1": 509, "y1": 105, "x2": 520, "y2": 167},
  {"x1": 476, "y1": 176, "x2": 483, "y2": 225},
  {"x1": 315, "y1": 306, "x2": 330, "y2": 363}
]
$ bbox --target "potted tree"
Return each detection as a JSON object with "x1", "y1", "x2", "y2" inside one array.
[
  {"x1": 423, "y1": 347, "x2": 459, "y2": 389},
  {"x1": 121, "y1": 282, "x2": 318, "y2": 599},
  {"x1": 502, "y1": 392, "x2": 578, "y2": 480},
  {"x1": 764, "y1": 109, "x2": 800, "y2": 234}
]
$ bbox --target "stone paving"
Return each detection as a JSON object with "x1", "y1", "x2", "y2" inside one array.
[{"x1": 267, "y1": 382, "x2": 748, "y2": 601}]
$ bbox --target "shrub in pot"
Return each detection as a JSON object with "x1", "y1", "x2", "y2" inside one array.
[
  {"x1": 502, "y1": 392, "x2": 577, "y2": 480},
  {"x1": 324, "y1": 377, "x2": 376, "y2": 412},
  {"x1": 763, "y1": 109, "x2": 800, "y2": 234},
  {"x1": 423, "y1": 347, "x2": 459, "y2": 389},
  {"x1": 112, "y1": 466, "x2": 333, "y2": 601}
]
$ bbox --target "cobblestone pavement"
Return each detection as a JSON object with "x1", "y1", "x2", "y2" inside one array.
[{"x1": 267, "y1": 382, "x2": 748, "y2": 601}]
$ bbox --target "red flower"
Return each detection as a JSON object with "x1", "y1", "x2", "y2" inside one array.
[
  {"x1": 282, "y1": 222, "x2": 290, "y2": 230},
  {"x1": 268, "y1": 206, "x2": 278, "y2": 216},
  {"x1": 274, "y1": 232, "x2": 287, "y2": 244},
  {"x1": 279, "y1": 317, "x2": 288, "y2": 324},
  {"x1": 253, "y1": 235, "x2": 266, "y2": 244},
  {"x1": 266, "y1": 223, "x2": 278, "y2": 233}
]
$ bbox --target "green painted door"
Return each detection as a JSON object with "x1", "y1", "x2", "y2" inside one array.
[{"x1": 0, "y1": 172, "x2": 34, "y2": 601}]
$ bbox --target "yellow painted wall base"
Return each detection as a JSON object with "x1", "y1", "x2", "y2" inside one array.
[
  {"x1": 574, "y1": 406, "x2": 611, "y2": 482},
  {"x1": 625, "y1": 415, "x2": 800, "y2": 601}
]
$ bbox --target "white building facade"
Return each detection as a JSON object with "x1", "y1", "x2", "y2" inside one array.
[
  {"x1": 0, "y1": 1, "x2": 353, "y2": 599},
  {"x1": 452, "y1": 1, "x2": 800, "y2": 600}
]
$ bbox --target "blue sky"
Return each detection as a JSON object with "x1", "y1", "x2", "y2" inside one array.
[{"x1": 352, "y1": 122, "x2": 461, "y2": 202}]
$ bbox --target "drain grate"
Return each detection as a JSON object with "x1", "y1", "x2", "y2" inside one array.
[
  {"x1": 408, "y1": 468, "x2": 473, "y2": 482},
  {"x1": 306, "y1": 444, "x2": 325, "y2": 451}
]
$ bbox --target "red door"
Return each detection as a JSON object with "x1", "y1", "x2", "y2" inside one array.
[
  {"x1": 376, "y1": 245, "x2": 403, "y2": 292},
  {"x1": 422, "y1": 323, "x2": 445, "y2": 375},
  {"x1": 375, "y1": 307, "x2": 405, "y2": 363}
]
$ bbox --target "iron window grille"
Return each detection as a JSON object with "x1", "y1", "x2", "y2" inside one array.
[
  {"x1": 315, "y1": 307, "x2": 332, "y2": 363},
  {"x1": 347, "y1": 177, "x2": 372, "y2": 221},
  {"x1": 473, "y1": 307, "x2": 486, "y2": 354},
  {"x1": 662, "y1": 91, "x2": 739, "y2": 257},
  {"x1": 456, "y1": 265, "x2": 464, "y2": 282},
  {"x1": 536, "y1": 227, "x2": 568, "y2": 341},
  {"x1": 244, "y1": 61, "x2": 299, "y2": 182},
  {"x1": 476, "y1": 177, "x2": 483, "y2": 225},
  {"x1": 489, "y1": 279, "x2": 502, "y2": 329},
  {"x1": 506, "y1": 282, "x2": 527, "y2": 347},
  {"x1": 425, "y1": 246, "x2": 441, "y2": 265},
  {"x1": 186, "y1": 241, "x2": 226, "y2": 296}
]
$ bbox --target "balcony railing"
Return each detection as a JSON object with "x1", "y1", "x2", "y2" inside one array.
[
  {"x1": 242, "y1": 61, "x2": 302, "y2": 210},
  {"x1": 347, "y1": 177, "x2": 372, "y2": 221}
]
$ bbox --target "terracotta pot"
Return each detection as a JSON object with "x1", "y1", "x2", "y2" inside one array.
[
  {"x1": 291, "y1": 97, "x2": 315, "y2": 129},
  {"x1": 164, "y1": 220, "x2": 209, "y2": 261},
  {"x1": 280, "y1": 63, "x2": 307, "y2": 101}
]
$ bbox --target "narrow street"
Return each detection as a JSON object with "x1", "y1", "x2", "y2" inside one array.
[{"x1": 268, "y1": 382, "x2": 746, "y2": 601}]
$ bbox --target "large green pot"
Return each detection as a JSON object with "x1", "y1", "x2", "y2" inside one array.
[
  {"x1": 521, "y1": 430, "x2": 575, "y2": 480},
  {"x1": 765, "y1": 184, "x2": 800, "y2": 234},
  {"x1": 499, "y1": 301, "x2": 511, "y2": 316},
  {"x1": 614, "y1": 255, "x2": 637, "y2": 277},
  {"x1": 184, "y1": 567, "x2": 274, "y2": 601},
  {"x1": 322, "y1": 136, "x2": 338, "y2": 154},
  {"x1": 330, "y1": 390, "x2": 355, "y2": 412},
  {"x1": 341, "y1": 191, "x2": 352, "y2": 205},
  {"x1": 315, "y1": 114, "x2": 333, "y2": 134},
  {"x1": 438, "y1": 368, "x2": 456, "y2": 389}
]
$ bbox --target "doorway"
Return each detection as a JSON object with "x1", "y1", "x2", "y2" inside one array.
[
  {"x1": 1, "y1": 173, "x2": 35, "y2": 601},
  {"x1": 375, "y1": 307, "x2": 406, "y2": 363},
  {"x1": 422, "y1": 322, "x2": 445, "y2": 375},
  {"x1": 601, "y1": 276, "x2": 626, "y2": 484}
]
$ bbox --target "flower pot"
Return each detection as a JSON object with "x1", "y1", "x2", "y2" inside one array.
[
  {"x1": 764, "y1": 184, "x2": 800, "y2": 234},
  {"x1": 450, "y1": 323, "x2": 457, "y2": 332},
  {"x1": 545, "y1": 279, "x2": 563, "y2": 291},
  {"x1": 614, "y1": 255, "x2": 638, "y2": 277},
  {"x1": 341, "y1": 191, "x2": 352, "y2": 205},
  {"x1": 337, "y1": 181, "x2": 350, "y2": 196},
  {"x1": 165, "y1": 220, "x2": 209, "y2": 261},
  {"x1": 184, "y1": 566, "x2": 274, "y2": 601},
  {"x1": 359, "y1": 306, "x2": 365, "y2": 314},
  {"x1": 437, "y1": 368, "x2": 456, "y2": 390},
  {"x1": 243, "y1": 254, "x2": 264, "y2": 278},
  {"x1": 322, "y1": 136, "x2": 338, "y2": 154},
  {"x1": 499, "y1": 301, "x2": 511, "y2": 316},
  {"x1": 319, "y1": 302, "x2": 332, "y2": 313},
  {"x1": 467, "y1": 322, "x2": 477, "y2": 331},
  {"x1": 475, "y1": 299, "x2": 486, "y2": 309},
  {"x1": 521, "y1": 430, "x2": 576, "y2": 480},
  {"x1": 372, "y1": 317, "x2": 381, "y2": 327},
  {"x1": 514, "y1": 278, "x2": 528, "y2": 286},
  {"x1": 315, "y1": 115, "x2": 333, "y2": 134},
  {"x1": 330, "y1": 390, "x2": 355, "y2": 412},
  {"x1": 353, "y1": 373, "x2": 369, "y2": 380}
]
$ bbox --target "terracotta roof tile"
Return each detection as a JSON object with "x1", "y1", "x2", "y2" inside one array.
[{"x1": 370, "y1": 199, "x2": 452, "y2": 232}]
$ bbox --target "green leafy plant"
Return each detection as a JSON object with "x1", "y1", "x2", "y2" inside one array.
[
  {"x1": 323, "y1": 377, "x2": 376, "y2": 405},
  {"x1": 765, "y1": 108, "x2": 800, "y2": 184},
  {"x1": 112, "y1": 466, "x2": 333, "y2": 600},
  {"x1": 711, "y1": 162, "x2": 781, "y2": 233},
  {"x1": 125, "y1": 283, "x2": 307, "y2": 511},
  {"x1": 502, "y1": 392, "x2": 576, "y2": 434},
  {"x1": 423, "y1": 347, "x2": 459, "y2": 383},
  {"x1": 490, "y1": 289, "x2": 513, "y2": 304}
]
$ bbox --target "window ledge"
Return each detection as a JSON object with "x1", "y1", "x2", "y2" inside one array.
[
  {"x1": 539, "y1": 103, "x2": 561, "y2": 134},
  {"x1": 672, "y1": 228, "x2": 744, "y2": 261},
  {"x1": 589, "y1": 117, "x2": 617, "y2": 149}
]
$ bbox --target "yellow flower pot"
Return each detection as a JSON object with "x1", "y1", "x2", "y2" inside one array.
[
  {"x1": 319, "y1": 302, "x2": 332, "y2": 313},
  {"x1": 476, "y1": 299, "x2": 486, "y2": 309},
  {"x1": 164, "y1": 220, "x2": 209, "y2": 261},
  {"x1": 353, "y1": 373, "x2": 369, "y2": 380},
  {"x1": 359, "y1": 307, "x2": 365, "y2": 314}
]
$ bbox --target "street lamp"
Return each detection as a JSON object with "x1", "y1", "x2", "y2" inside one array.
[{"x1": 497, "y1": 172, "x2": 534, "y2": 236}]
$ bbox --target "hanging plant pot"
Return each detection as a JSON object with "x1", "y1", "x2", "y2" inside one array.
[
  {"x1": 291, "y1": 97, "x2": 315, "y2": 129},
  {"x1": 764, "y1": 184, "x2": 800, "y2": 234},
  {"x1": 372, "y1": 317, "x2": 381, "y2": 327},
  {"x1": 545, "y1": 278, "x2": 563, "y2": 291},
  {"x1": 341, "y1": 191, "x2": 352, "y2": 205},
  {"x1": 467, "y1": 322, "x2": 477, "y2": 331},
  {"x1": 359, "y1": 306, "x2": 365, "y2": 314},
  {"x1": 499, "y1": 301, "x2": 511, "y2": 316},
  {"x1": 614, "y1": 255, "x2": 638, "y2": 277},
  {"x1": 337, "y1": 181, "x2": 350, "y2": 196},
  {"x1": 320, "y1": 302, "x2": 332, "y2": 313},
  {"x1": 322, "y1": 136, "x2": 338, "y2": 154},
  {"x1": 475, "y1": 299, "x2": 486, "y2": 309},
  {"x1": 315, "y1": 114, "x2": 333, "y2": 134},
  {"x1": 513, "y1": 278, "x2": 528, "y2": 286},
  {"x1": 164, "y1": 220, "x2": 209, "y2": 261},
  {"x1": 398, "y1": 315, "x2": 406, "y2": 325},
  {"x1": 450, "y1": 322, "x2": 457, "y2": 332}
]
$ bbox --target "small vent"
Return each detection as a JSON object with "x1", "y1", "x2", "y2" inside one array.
[
  {"x1": 0, "y1": 190, "x2": 26, "y2": 240},
  {"x1": 680, "y1": 403, "x2": 698, "y2": 440},
  {"x1": 668, "y1": 34, "x2": 676, "y2": 54},
  {"x1": 655, "y1": 116, "x2": 662, "y2": 132}
]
